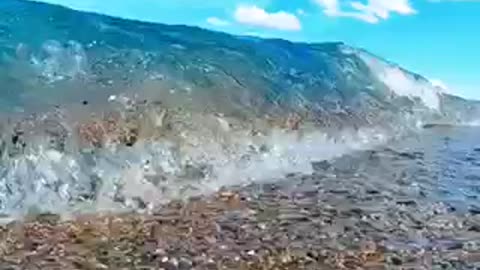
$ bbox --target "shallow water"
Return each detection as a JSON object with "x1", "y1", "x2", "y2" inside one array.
[
  {"x1": 2, "y1": 127, "x2": 479, "y2": 269},
  {"x1": 333, "y1": 127, "x2": 480, "y2": 213},
  {"x1": 246, "y1": 125, "x2": 480, "y2": 251}
]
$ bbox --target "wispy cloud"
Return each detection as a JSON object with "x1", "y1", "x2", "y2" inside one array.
[
  {"x1": 234, "y1": 5, "x2": 302, "y2": 31},
  {"x1": 206, "y1": 17, "x2": 231, "y2": 27},
  {"x1": 297, "y1": 9, "x2": 307, "y2": 16},
  {"x1": 315, "y1": 0, "x2": 339, "y2": 14},
  {"x1": 315, "y1": 0, "x2": 416, "y2": 23},
  {"x1": 428, "y1": 0, "x2": 480, "y2": 2}
]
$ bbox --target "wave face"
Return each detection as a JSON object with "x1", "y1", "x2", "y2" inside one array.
[{"x1": 0, "y1": 0, "x2": 479, "y2": 217}]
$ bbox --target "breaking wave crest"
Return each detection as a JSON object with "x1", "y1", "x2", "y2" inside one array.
[{"x1": 0, "y1": 96, "x2": 396, "y2": 218}]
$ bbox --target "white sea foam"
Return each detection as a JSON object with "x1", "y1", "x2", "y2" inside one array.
[
  {"x1": 0, "y1": 121, "x2": 391, "y2": 218},
  {"x1": 429, "y1": 79, "x2": 450, "y2": 94},
  {"x1": 356, "y1": 51, "x2": 441, "y2": 110},
  {"x1": 29, "y1": 40, "x2": 88, "y2": 82}
]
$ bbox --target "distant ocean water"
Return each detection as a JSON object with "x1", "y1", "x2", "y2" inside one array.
[{"x1": 329, "y1": 126, "x2": 480, "y2": 215}]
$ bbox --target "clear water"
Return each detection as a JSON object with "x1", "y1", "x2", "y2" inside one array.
[
  {"x1": 322, "y1": 126, "x2": 480, "y2": 214},
  {"x1": 234, "y1": 126, "x2": 480, "y2": 254}
]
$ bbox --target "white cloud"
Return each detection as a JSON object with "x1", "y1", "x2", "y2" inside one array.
[
  {"x1": 428, "y1": 0, "x2": 480, "y2": 2},
  {"x1": 234, "y1": 5, "x2": 302, "y2": 31},
  {"x1": 315, "y1": 0, "x2": 339, "y2": 14},
  {"x1": 297, "y1": 9, "x2": 306, "y2": 15},
  {"x1": 206, "y1": 17, "x2": 231, "y2": 27},
  {"x1": 351, "y1": 0, "x2": 416, "y2": 19},
  {"x1": 314, "y1": 0, "x2": 416, "y2": 23}
]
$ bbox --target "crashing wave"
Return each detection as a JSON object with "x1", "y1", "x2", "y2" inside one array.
[{"x1": 0, "y1": 96, "x2": 395, "y2": 217}]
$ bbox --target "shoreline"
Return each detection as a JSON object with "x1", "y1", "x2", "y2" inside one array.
[
  {"x1": 2, "y1": 127, "x2": 480, "y2": 269},
  {"x1": 2, "y1": 181, "x2": 479, "y2": 269}
]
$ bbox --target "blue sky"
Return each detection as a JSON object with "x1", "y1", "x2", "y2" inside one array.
[{"x1": 35, "y1": 0, "x2": 479, "y2": 99}]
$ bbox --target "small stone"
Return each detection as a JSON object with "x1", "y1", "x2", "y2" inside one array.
[
  {"x1": 219, "y1": 191, "x2": 235, "y2": 199},
  {"x1": 178, "y1": 258, "x2": 193, "y2": 270},
  {"x1": 389, "y1": 256, "x2": 403, "y2": 266},
  {"x1": 396, "y1": 200, "x2": 417, "y2": 207},
  {"x1": 468, "y1": 225, "x2": 480, "y2": 232},
  {"x1": 278, "y1": 213, "x2": 309, "y2": 221},
  {"x1": 95, "y1": 263, "x2": 108, "y2": 269},
  {"x1": 155, "y1": 248, "x2": 166, "y2": 255},
  {"x1": 312, "y1": 160, "x2": 331, "y2": 171},
  {"x1": 463, "y1": 241, "x2": 479, "y2": 252},
  {"x1": 468, "y1": 207, "x2": 480, "y2": 215},
  {"x1": 31, "y1": 213, "x2": 61, "y2": 225},
  {"x1": 170, "y1": 258, "x2": 179, "y2": 267}
]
